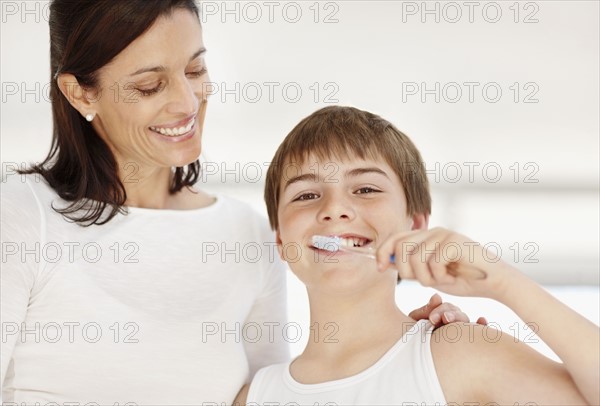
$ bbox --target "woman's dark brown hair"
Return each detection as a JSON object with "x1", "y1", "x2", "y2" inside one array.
[{"x1": 20, "y1": 0, "x2": 201, "y2": 226}]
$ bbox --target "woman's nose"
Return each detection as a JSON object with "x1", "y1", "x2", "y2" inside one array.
[{"x1": 168, "y1": 75, "x2": 200, "y2": 116}]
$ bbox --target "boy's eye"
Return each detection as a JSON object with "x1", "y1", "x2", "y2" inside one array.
[
  {"x1": 355, "y1": 187, "x2": 381, "y2": 194},
  {"x1": 293, "y1": 192, "x2": 320, "y2": 202}
]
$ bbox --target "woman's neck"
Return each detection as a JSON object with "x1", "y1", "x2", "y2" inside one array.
[
  {"x1": 118, "y1": 164, "x2": 214, "y2": 210},
  {"x1": 119, "y1": 165, "x2": 174, "y2": 209}
]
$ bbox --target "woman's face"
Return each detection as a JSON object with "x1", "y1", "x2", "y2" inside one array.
[{"x1": 90, "y1": 9, "x2": 209, "y2": 172}]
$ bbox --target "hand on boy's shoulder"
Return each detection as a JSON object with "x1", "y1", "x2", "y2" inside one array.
[{"x1": 408, "y1": 293, "x2": 488, "y2": 328}]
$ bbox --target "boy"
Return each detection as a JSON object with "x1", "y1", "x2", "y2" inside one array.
[{"x1": 240, "y1": 106, "x2": 598, "y2": 405}]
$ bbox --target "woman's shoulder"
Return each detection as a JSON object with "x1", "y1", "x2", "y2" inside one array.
[
  {"x1": 1, "y1": 172, "x2": 57, "y2": 207},
  {"x1": 1, "y1": 173, "x2": 52, "y2": 216},
  {"x1": 1, "y1": 174, "x2": 49, "y2": 246}
]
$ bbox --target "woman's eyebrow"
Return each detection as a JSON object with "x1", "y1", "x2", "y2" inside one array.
[{"x1": 127, "y1": 47, "x2": 207, "y2": 77}]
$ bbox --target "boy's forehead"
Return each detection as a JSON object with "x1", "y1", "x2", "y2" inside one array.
[
  {"x1": 283, "y1": 151, "x2": 387, "y2": 172},
  {"x1": 278, "y1": 151, "x2": 399, "y2": 191}
]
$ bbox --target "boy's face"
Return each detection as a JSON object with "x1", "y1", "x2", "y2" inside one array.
[{"x1": 276, "y1": 153, "x2": 428, "y2": 294}]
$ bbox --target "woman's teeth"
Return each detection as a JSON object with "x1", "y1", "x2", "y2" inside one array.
[{"x1": 149, "y1": 118, "x2": 195, "y2": 137}]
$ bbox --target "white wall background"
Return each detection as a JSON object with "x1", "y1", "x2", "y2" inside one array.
[{"x1": 1, "y1": 1, "x2": 598, "y2": 358}]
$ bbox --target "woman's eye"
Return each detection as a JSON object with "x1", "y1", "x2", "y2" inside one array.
[
  {"x1": 293, "y1": 192, "x2": 319, "y2": 201},
  {"x1": 355, "y1": 187, "x2": 380, "y2": 194},
  {"x1": 137, "y1": 83, "x2": 164, "y2": 97},
  {"x1": 186, "y1": 68, "x2": 208, "y2": 78},
  {"x1": 133, "y1": 68, "x2": 207, "y2": 97}
]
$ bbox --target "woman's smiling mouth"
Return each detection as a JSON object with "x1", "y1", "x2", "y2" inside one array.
[{"x1": 149, "y1": 116, "x2": 196, "y2": 137}]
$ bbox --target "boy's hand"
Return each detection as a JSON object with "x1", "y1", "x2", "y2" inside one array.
[
  {"x1": 409, "y1": 293, "x2": 488, "y2": 327},
  {"x1": 376, "y1": 227, "x2": 519, "y2": 301}
]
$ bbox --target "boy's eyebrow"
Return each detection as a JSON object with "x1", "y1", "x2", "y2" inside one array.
[
  {"x1": 127, "y1": 48, "x2": 206, "y2": 77},
  {"x1": 283, "y1": 173, "x2": 319, "y2": 191},
  {"x1": 346, "y1": 167, "x2": 390, "y2": 179},
  {"x1": 283, "y1": 167, "x2": 389, "y2": 191}
]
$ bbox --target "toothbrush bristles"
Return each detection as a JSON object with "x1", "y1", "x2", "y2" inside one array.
[{"x1": 311, "y1": 235, "x2": 342, "y2": 252}]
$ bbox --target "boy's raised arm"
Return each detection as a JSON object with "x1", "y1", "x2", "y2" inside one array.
[
  {"x1": 377, "y1": 227, "x2": 600, "y2": 405},
  {"x1": 496, "y1": 272, "x2": 599, "y2": 405}
]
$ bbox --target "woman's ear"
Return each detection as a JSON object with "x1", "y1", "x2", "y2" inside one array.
[
  {"x1": 56, "y1": 73, "x2": 99, "y2": 119},
  {"x1": 411, "y1": 212, "x2": 429, "y2": 231},
  {"x1": 275, "y1": 229, "x2": 285, "y2": 261}
]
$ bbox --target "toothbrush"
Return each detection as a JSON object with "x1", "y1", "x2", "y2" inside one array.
[
  {"x1": 311, "y1": 235, "x2": 486, "y2": 280},
  {"x1": 311, "y1": 235, "x2": 393, "y2": 261}
]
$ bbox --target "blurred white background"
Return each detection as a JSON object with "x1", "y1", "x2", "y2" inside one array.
[{"x1": 1, "y1": 1, "x2": 598, "y2": 359}]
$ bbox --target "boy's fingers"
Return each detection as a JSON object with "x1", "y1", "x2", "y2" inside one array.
[
  {"x1": 430, "y1": 260, "x2": 449, "y2": 283},
  {"x1": 397, "y1": 262, "x2": 416, "y2": 280},
  {"x1": 412, "y1": 255, "x2": 435, "y2": 286},
  {"x1": 376, "y1": 230, "x2": 427, "y2": 272},
  {"x1": 376, "y1": 241, "x2": 394, "y2": 271},
  {"x1": 377, "y1": 256, "x2": 391, "y2": 272},
  {"x1": 476, "y1": 317, "x2": 488, "y2": 326},
  {"x1": 413, "y1": 239, "x2": 441, "y2": 287}
]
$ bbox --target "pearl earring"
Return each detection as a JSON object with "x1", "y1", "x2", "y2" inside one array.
[{"x1": 85, "y1": 114, "x2": 94, "y2": 122}]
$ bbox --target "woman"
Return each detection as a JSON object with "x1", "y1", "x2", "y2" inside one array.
[{"x1": 1, "y1": 0, "x2": 475, "y2": 403}]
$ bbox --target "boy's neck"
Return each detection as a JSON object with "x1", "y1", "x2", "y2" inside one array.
[{"x1": 291, "y1": 282, "x2": 416, "y2": 384}]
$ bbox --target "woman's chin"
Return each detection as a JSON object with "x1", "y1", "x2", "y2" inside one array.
[
  {"x1": 170, "y1": 151, "x2": 202, "y2": 168},
  {"x1": 165, "y1": 138, "x2": 203, "y2": 168}
]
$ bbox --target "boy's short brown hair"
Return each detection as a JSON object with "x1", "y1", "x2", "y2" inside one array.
[{"x1": 264, "y1": 106, "x2": 432, "y2": 230}]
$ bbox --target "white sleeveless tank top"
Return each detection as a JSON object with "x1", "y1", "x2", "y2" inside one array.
[{"x1": 247, "y1": 319, "x2": 447, "y2": 405}]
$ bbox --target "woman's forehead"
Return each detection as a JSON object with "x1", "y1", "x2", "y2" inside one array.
[{"x1": 101, "y1": 9, "x2": 204, "y2": 79}]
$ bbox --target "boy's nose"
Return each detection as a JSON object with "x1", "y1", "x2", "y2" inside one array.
[{"x1": 318, "y1": 196, "x2": 356, "y2": 222}]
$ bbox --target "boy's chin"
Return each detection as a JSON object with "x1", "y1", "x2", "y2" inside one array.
[{"x1": 310, "y1": 264, "x2": 384, "y2": 291}]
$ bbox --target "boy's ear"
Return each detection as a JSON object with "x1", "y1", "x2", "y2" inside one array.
[
  {"x1": 56, "y1": 73, "x2": 99, "y2": 119},
  {"x1": 411, "y1": 212, "x2": 429, "y2": 231}
]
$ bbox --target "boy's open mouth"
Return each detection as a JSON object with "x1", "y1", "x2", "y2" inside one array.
[
  {"x1": 337, "y1": 235, "x2": 372, "y2": 248},
  {"x1": 309, "y1": 234, "x2": 374, "y2": 252}
]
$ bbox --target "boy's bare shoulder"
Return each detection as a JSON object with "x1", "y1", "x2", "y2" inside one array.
[
  {"x1": 430, "y1": 323, "x2": 515, "y2": 402},
  {"x1": 431, "y1": 322, "x2": 523, "y2": 371},
  {"x1": 430, "y1": 323, "x2": 585, "y2": 405},
  {"x1": 431, "y1": 322, "x2": 490, "y2": 366}
]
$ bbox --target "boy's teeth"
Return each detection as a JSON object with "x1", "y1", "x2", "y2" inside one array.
[
  {"x1": 340, "y1": 237, "x2": 368, "y2": 247},
  {"x1": 150, "y1": 118, "x2": 195, "y2": 137}
]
